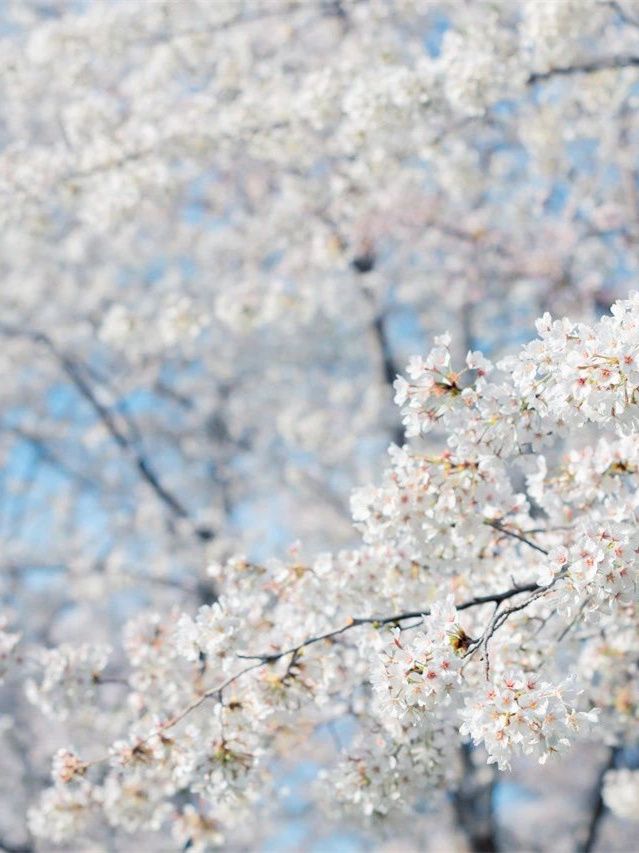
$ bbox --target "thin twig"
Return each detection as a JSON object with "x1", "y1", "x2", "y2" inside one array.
[
  {"x1": 486, "y1": 519, "x2": 549, "y2": 555},
  {"x1": 528, "y1": 55, "x2": 639, "y2": 86},
  {"x1": 86, "y1": 567, "x2": 571, "y2": 769},
  {"x1": 237, "y1": 572, "x2": 557, "y2": 664}
]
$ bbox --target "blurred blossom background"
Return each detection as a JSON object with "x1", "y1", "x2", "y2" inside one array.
[{"x1": 1, "y1": 0, "x2": 639, "y2": 850}]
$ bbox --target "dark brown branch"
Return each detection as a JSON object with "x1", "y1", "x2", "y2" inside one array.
[
  {"x1": 237, "y1": 521, "x2": 562, "y2": 666},
  {"x1": 454, "y1": 743, "x2": 499, "y2": 852},
  {"x1": 486, "y1": 520, "x2": 549, "y2": 556},
  {"x1": 607, "y1": 1, "x2": 639, "y2": 29},
  {"x1": 528, "y1": 56, "x2": 639, "y2": 86},
  {"x1": 237, "y1": 574, "x2": 550, "y2": 664},
  {"x1": 104, "y1": 565, "x2": 568, "y2": 751},
  {"x1": 372, "y1": 313, "x2": 400, "y2": 392},
  {"x1": 0, "y1": 838, "x2": 33, "y2": 853},
  {"x1": 0, "y1": 324, "x2": 214, "y2": 542},
  {"x1": 576, "y1": 746, "x2": 621, "y2": 853},
  {"x1": 362, "y1": 291, "x2": 405, "y2": 447},
  {"x1": 6, "y1": 425, "x2": 98, "y2": 492},
  {"x1": 372, "y1": 311, "x2": 405, "y2": 447}
]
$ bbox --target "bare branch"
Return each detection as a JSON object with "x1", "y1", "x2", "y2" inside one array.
[
  {"x1": 0, "y1": 837, "x2": 33, "y2": 853},
  {"x1": 607, "y1": 1, "x2": 639, "y2": 29},
  {"x1": 0, "y1": 324, "x2": 214, "y2": 543},
  {"x1": 528, "y1": 55, "x2": 639, "y2": 86},
  {"x1": 486, "y1": 519, "x2": 550, "y2": 556},
  {"x1": 576, "y1": 746, "x2": 621, "y2": 853}
]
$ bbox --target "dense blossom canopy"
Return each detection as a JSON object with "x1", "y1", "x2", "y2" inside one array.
[
  {"x1": 2, "y1": 0, "x2": 639, "y2": 850},
  {"x1": 11, "y1": 292, "x2": 639, "y2": 849}
]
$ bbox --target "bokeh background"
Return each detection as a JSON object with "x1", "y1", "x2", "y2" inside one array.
[{"x1": 1, "y1": 1, "x2": 639, "y2": 849}]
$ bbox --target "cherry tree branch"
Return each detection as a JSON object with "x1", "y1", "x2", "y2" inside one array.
[
  {"x1": 142, "y1": 573, "x2": 557, "y2": 743},
  {"x1": 237, "y1": 577, "x2": 550, "y2": 664},
  {"x1": 0, "y1": 324, "x2": 214, "y2": 543},
  {"x1": 0, "y1": 839, "x2": 33, "y2": 853},
  {"x1": 453, "y1": 743, "x2": 499, "y2": 853},
  {"x1": 238, "y1": 523, "x2": 554, "y2": 663},
  {"x1": 486, "y1": 519, "x2": 549, "y2": 556},
  {"x1": 607, "y1": 1, "x2": 639, "y2": 29},
  {"x1": 370, "y1": 310, "x2": 406, "y2": 447},
  {"x1": 85, "y1": 528, "x2": 565, "y2": 762},
  {"x1": 150, "y1": 661, "x2": 266, "y2": 737},
  {"x1": 577, "y1": 746, "x2": 621, "y2": 853},
  {"x1": 358, "y1": 282, "x2": 405, "y2": 447},
  {"x1": 528, "y1": 56, "x2": 639, "y2": 86}
]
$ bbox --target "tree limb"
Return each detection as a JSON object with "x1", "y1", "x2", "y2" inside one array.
[
  {"x1": 237, "y1": 573, "x2": 552, "y2": 664},
  {"x1": 576, "y1": 746, "x2": 621, "y2": 853},
  {"x1": 487, "y1": 520, "x2": 549, "y2": 556},
  {"x1": 0, "y1": 324, "x2": 214, "y2": 542},
  {"x1": 528, "y1": 56, "x2": 639, "y2": 86}
]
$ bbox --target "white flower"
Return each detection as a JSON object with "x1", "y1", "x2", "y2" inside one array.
[{"x1": 466, "y1": 350, "x2": 493, "y2": 376}]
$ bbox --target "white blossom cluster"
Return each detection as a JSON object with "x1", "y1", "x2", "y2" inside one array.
[
  {"x1": 12, "y1": 294, "x2": 639, "y2": 847},
  {"x1": 317, "y1": 717, "x2": 459, "y2": 819},
  {"x1": 460, "y1": 672, "x2": 597, "y2": 770},
  {"x1": 371, "y1": 597, "x2": 463, "y2": 722}
]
